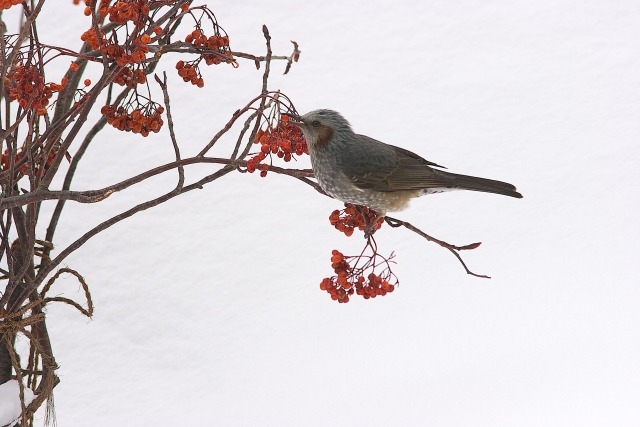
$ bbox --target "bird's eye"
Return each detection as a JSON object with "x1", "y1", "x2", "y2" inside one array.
[{"x1": 312, "y1": 120, "x2": 321, "y2": 127}]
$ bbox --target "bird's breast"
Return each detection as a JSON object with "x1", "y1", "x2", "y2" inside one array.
[
  {"x1": 310, "y1": 152, "x2": 348, "y2": 197},
  {"x1": 310, "y1": 150, "x2": 419, "y2": 213}
]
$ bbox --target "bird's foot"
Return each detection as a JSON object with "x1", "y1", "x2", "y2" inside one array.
[
  {"x1": 348, "y1": 204, "x2": 385, "y2": 238},
  {"x1": 364, "y1": 212, "x2": 385, "y2": 239},
  {"x1": 363, "y1": 224, "x2": 377, "y2": 239}
]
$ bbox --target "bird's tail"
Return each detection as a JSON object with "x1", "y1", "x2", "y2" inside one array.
[{"x1": 434, "y1": 170, "x2": 523, "y2": 198}]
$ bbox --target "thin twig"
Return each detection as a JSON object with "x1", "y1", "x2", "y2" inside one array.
[
  {"x1": 0, "y1": 158, "x2": 314, "y2": 209},
  {"x1": 384, "y1": 215, "x2": 490, "y2": 279},
  {"x1": 155, "y1": 72, "x2": 184, "y2": 190}
]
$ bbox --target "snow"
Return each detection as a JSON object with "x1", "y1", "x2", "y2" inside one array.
[
  {"x1": 0, "y1": 380, "x2": 35, "y2": 426},
  {"x1": 3, "y1": 0, "x2": 640, "y2": 426}
]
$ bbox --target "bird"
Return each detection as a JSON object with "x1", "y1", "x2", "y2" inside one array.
[{"x1": 288, "y1": 109, "x2": 522, "y2": 216}]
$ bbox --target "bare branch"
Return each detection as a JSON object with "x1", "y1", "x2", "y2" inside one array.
[
  {"x1": 155, "y1": 72, "x2": 184, "y2": 190},
  {"x1": 384, "y1": 216, "x2": 490, "y2": 279},
  {"x1": 0, "y1": 158, "x2": 314, "y2": 209}
]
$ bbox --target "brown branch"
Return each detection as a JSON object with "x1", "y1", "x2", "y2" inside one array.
[
  {"x1": 155, "y1": 72, "x2": 184, "y2": 190},
  {"x1": 42, "y1": 88, "x2": 131, "y2": 263},
  {"x1": 283, "y1": 41, "x2": 300, "y2": 75},
  {"x1": 0, "y1": 158, "x2": 314, "y2": 209},
  {"x1": 384, "y1": 215, "x2": 490, "y2": 279},
  {"x1": 294, "y1": 175, "x2": 326, "y2": 196},
  {"x1": 196, "y1": 93, "x2": 266, "y2": 157},
  {"x1": 261, "y1": 25, "x2": 272, "y2": 93},
  {"x1": 30, "y1": 160, "x2": 314, "y2": 287},
  {"x1": 33, "y1": 162, "x2": 233, "y2": 287},
  {"x1": 230, "y1": 108, "x2": 263, "y2": 161},
  {"x1": 144, "y1": 41, "x2": 297, "y2": 68},
  {"x1": 196, "y1": 26, "x2": 281, "y2": 158}
]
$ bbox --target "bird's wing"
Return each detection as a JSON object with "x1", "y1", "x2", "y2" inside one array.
[{"x1": 339, "y1": 134, "x2": 451, "y2": 192}]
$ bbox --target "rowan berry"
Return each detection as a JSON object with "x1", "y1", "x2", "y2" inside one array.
[
  {"x1": 328, "y1": 204, "x2": 383, "y2": 237},
  {"x1": 318, "y1": 244, "x2": 398, "y2": 303},
  {"x1": 247, "y1": 114, "x2": 307, "y2": 175},
  {"x1": 102, "y1": 100, "x2": 164, "y2": 136},
  {"x1": 6, "y1": 63, "x2": 68, "y2": 115}
]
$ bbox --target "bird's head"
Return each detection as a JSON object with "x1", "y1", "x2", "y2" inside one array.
[{"x1": 288, "y1": 109, "x2": 353, "y2": 149}]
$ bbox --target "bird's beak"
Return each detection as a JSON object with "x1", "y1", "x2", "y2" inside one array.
[{"x1": 286, "y1": 113, "x2": 305, "y2": 127}]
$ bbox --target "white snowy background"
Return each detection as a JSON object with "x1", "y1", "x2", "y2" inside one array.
[{"x1": 3, "y1": 0, "x2": 640, "y2": 425}]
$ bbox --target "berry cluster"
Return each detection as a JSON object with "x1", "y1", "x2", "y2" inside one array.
[
  {"x1": 5, "y1": 64, "x2": 67, "y2": 115},
  {"x1": 247, "y1": 115, "x2": 307, "y2": 177},
  {"x1": 175, "y1": 60, "x2": 204, "y2": 87},
  {"x1": 101, "y1": 102, "x2": 164, "y2": 136},
  {"x1": 107, "y1": 0, "x2": 150, "y2": 26},
  {"x1": 319, "y1": 250, "x2": 396, "y2": 303},
  {"x1": 80, "y1": 31, "x2": 145, "y2": 67},
  {"x1": 80, "y1": 0, "x2": 148, "y2": 27},
  {"x1": 97, "y1": 36, "x2": 149, "y2": 66},
  {"x1": 113, "y1": 66, "x2": 146, "y2": 87},
  {"x1": 1, "y1": 149, "x2": 29, "y2": 175},
  {"x1": 175, "y1": 28, "x2": 235, "y2": 86},
  {"x1": 81, "y1": 0, "x2": 108, "y2": 17},
  {"x1": 184, "y1": 29, "x2": 234, "y2": 66},
  {"x1": 1, "y1": 144, "x2": 70, "y2": 178},
  {"x1": 80, "y1": 28, "x2": 106, "y2": 50},
  {"x1": 1, "y1": 0, "x2": 21, "y2": 10},
  {"x1": 329, "y1": 204, "x2": 384, "y2": 237},
  {"x1": 80, "y1": 16, "x2": 150, "y2": 65}
]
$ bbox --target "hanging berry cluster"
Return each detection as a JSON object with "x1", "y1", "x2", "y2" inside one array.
[
  {"x1": 75, "y1": 1, "x2": 241, "y2": 134},
  {"x1": 175, "y1": 60, "x2": 204, "y2": 87},
  {"x1": 79, "y1": 0, "x2": 148, "y2": 27},
  {"x1": 80, "y1": 28, "x2": 149, "y2": 66},
  {"x1": 77, "y1": 1, "x2": 166, "y2": 133},
  {"x1": 1, "y1": 145, "x2": 70, "y2": 178},
  {"x1": 79, "y1": 27, "x2": 105, "y2": 50},
  {"x1": 5, "y1": 63, "x2": 68, "y2": 115},
  {"x1": 320, "y1": 249, "x2": 397, "y2": 303},
  {"x1": 176, "y1": 27, "x2": 236, "y2": 87},
  {"x1": 76, "y1": 0, "x2": 167, "y2": 69},
  {"x1": 247, "y1": 114, "x2": 307, "y2": 177},
  {"x1": 185, "y1": 29, "x2": 233, "y2": 65},
  {"x1": 1, "y1": 150, "x2": 29, "y2": 175},
  {"x1": 101, "y1": 102, "x2": 164, "y2": 136},
  {"x1": 318, "y1": 204, "x2": 398, "y2": 303},
  {"x1": 105, "y1": 0, "x2": 149, "y2": 26},
  {"x1": 329, "y1": 204, "x2": 384, "y2": 237},
  {"x1": 113, "y1": 66, "x2": 146, "y2": 88}
]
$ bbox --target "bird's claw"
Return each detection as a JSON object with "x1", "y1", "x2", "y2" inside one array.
[{"x1": 363, "y1": 224, "x2": 377, "y2": 239}]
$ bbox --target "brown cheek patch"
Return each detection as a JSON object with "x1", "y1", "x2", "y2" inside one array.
[{"x1": 316, "y1": 125, "x2": 334, "y2": 147}]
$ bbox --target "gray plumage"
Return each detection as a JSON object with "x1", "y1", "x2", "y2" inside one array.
[{"x1": 289, "y1": 109, "x2": 522, "y2": 215}]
